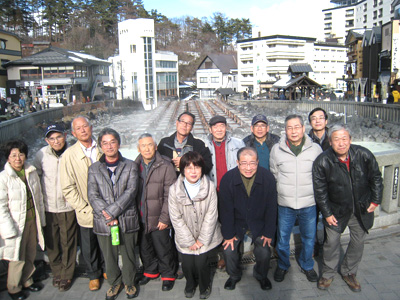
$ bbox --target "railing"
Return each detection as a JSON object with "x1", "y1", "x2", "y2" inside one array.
[
  {"x1": 227, "y1": 99, "x2": 400, "y2": 124},
  {"x1": 0, "y1": 100, "x2": 140, "y2": 144}
]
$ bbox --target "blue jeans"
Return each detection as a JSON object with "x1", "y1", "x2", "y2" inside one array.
[{"x1": 276, "y1": 205, "x2": 316, "y2": 271}]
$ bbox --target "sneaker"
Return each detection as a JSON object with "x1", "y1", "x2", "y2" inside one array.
[
  {"x1": 273, "y1": 267, "x2": 288, "y2": 282},
  {"x1": 125, "y1": 285, "x2": 139, "y2": 299},
  {"x1": 317, "y1": 277, "x2": 333, "y2": 290},
  {"x1": 342, "y1": 274, "x2": 361, "y2": 292},
  {"x1": 301, "y1": 268, "x2": 318, "y2": 282},
  {"x1": 199, "y1": 286, "x2": 211, "y2": 299},
  {"x1": 106, "y1": 284, "x2": 122, "y2": 300}
]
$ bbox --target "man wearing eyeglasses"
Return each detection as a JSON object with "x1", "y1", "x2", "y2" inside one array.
[
  {"x1": 270, "y1": 115, "x2": 322, "y2": 284},
  {"x1": 219, "y1": 147, "x2": 277, "y2": 291},
  {"x1": 158, "y1": 111, "x2": 212, "y2": 175},
  {"x1": 60, "y1": 116, "x2": 104, "y2": 291},
  {"x1": 243, "y1": 114, "x2": 280, "y2": 170},
  {"x1": 34, "y1": 124, "x2": 78, "y2": 292},
  {"x1": 308, "y1": 108, "x2": 330, "y2": 151}
]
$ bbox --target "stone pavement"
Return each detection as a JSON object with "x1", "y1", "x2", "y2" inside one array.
[{"x1": 1, "y1": 224, "x2": 399, "y2": 300}]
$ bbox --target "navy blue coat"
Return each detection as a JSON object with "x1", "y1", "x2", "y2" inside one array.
[{"x1": 218, "y1": 166, "x2": 277, "y2": 241}]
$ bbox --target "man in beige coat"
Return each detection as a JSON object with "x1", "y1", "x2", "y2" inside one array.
[{"x1": 60, "y1": 116, "x2": 103, "y2": 291}]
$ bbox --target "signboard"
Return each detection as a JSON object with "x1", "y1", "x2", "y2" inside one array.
[
  {"x1": 393, "y1": 167, "x2": 399, "y2": 200},
  {"x1": 10, "y1": 88, "x2": 16, "y2": 95},
  {"x1": 42, "y1": 85, "x2": 48, "y2": 103}
]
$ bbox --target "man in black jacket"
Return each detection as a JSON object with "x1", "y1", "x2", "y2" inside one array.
[
  {"x1": 158, "y1": 111, "x2": 212, "y2": 175},
  {"x1": 313, "y1": 124, "x2": 383, "y2": 293},
  {"x1": 219, "y1": 147, "x2": 277, "y2": 291},
  {"x1": 308, "y1": 108, "x2": 330, "y2": 151}
]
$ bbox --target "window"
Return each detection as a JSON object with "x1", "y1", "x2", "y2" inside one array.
[
  {"x1": 156, "y1": 61, "x2": 177, "y2": 68},
  {"x1": 268, "y1": 44, "x2": 276, "y2": 48},
  {"x1": 130, "y1": 45, "x2": 136, "y2": 53},
  {"x1": 288, "y1": 45, "x2": 297, "y2": 48},
  {"x1": 200, "y1": 77, "x2": 207, "y2": 83},
  {"x1": 0, "y1": 40, "x2": 6, "y2": 49},
  {"x1": 211, "y1": 77, "x2": 219, "y2": 83}
]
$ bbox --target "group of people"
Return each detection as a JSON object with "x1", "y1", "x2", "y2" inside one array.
[{"x1": 0, "y1": 107, "x2": 383, "y2": 300}]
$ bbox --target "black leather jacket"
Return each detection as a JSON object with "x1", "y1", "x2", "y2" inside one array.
[
  {"x1": 88, "y1": 154, "x2": 139, "y2": 235},
  {"x1": 308, "y1": 128, "x2": 330, "y2": 151},
  {"x1": 312, "y1": 145, "x2": 383, "y2": 233}
]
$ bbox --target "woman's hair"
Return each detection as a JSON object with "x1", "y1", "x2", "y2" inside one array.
[
  {"x1": 179, "y1": 151, "x2": 205, "y2": 177},
  {"x1": 4, "y1": 140, "x2": 28, "y2": 159}
]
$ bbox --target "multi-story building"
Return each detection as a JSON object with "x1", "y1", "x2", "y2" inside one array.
[
  {"x1": 0, "y1": 29, "x2": 21, "y2": 97},
  {"x1": 196, "y1": 54, "x2": 237, "y2": 99},
  {"x1": 4, "y1": 46, "x2": 110, "y2": 104},
  {"x1": 237, "y1": 34, "x2": 347, "y2": 94},
  {"x1": 323, "y1": 0, "x2": 393, "y2": 43},
  {"x1": 108, "y1": 18, "x2": 178, "y2": 110},
  {"x1": 312, "y1": 42, "x2": 347, "y2": 88}
]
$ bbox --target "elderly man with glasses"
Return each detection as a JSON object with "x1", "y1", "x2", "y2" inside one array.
[
  {"x1": 270, "y1": 115, "x2": 322, "y2": 284},
  {"x1": 219, "y1": 147, "x2": 277, "y2": 291}
]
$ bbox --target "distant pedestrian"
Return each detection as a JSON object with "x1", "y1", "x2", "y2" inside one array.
[{"x1": 18, "y1": 96, "x2": 26, "y2": 112}]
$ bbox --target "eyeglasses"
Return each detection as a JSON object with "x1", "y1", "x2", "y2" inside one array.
[
  {"x1": 238, "y1": 161, "x2": 258, "y2": 168},
  {"x1": 9, "y1": 153, "x2": 26, "y2": 160},
  {"x1": 185, "y1": 166, "x2": 201, "y2": 172},
  {"x1": 101, "y1": 140, "x2": 118, "y2": 147},
  {"x1": 286, "y1": 125, "x2": 303, "y2": 132},
  {"x1": 178, "y1": 120, "x2": 193, "y2": 127},
  {"x1": 310, "y1": 116, "x2": 326, "y2": 121},
  {"x1": 47, "y1": 136, "x2": 64, "y2": 143}
]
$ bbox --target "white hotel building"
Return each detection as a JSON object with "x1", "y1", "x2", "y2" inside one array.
[
  {"x1": 108, "y1": 18, "x2": 178, "y2": 110},
  {"x1": 237, "y1": 34, "x2": 347, "y2": 95}
]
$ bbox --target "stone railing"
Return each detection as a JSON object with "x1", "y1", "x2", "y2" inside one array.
[
  {"x1": 0, "y1": 100, "x2": 140, "y2": 143},
  {"x1": 227, "y1": 99, "x2": 400, "y2": 124}
]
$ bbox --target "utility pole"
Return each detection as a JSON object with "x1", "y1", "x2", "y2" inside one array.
[{"x1": 118, "y1": 60, "x2": 124, "y2": 99}]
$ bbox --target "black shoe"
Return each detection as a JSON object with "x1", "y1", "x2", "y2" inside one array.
[
  {"x1": 199, "y1": 286, "x2": 211, "y2": 299},
  {"x1": 224, "y1": 278, "x2": 240, "y2": 290},
  {"x1": 258, "y1": 278, "x2": 272, "y2": 290},
  {"x1": 301, "y1": 268, "x2": 318, "y2": 282},
  {"x1": 138, "y1": 276, "x2": 151, "y2": 285},
  {"x1": 162, "y1": 280, "x2": 175, "y2": 291},
  {"x1": 8, "y1": 291, "x2": 27, "y2": 300},
  {"x1": 23, "y1": 283, "x2": 43, "y2": 292},
  {"x1": 274, "y1": 267, "x2": 288, "y2": 282},
  {"x1": 184, "y1": 288, "x2": 195, "y2": 298}
]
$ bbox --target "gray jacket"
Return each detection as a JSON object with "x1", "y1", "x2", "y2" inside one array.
[
  {"x1": 205, "y1": 132, "x2": 245, "y2": 184},
  {"x1": 270, "y1": 134, "x2": 322, "y2": 209},
  {"x1": 88, "y1": 154, "x2": 139, "y2": 236},
  {"x1": 34, "y1": 145, "x2": 74, "y2": 213},
  {"x1": 168, "y1": 175, "x2": 223, "y2": 255}
]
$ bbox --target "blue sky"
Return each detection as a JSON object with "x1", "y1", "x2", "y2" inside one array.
[{"x1": 143, "y1": 0, "x2": 332, "y2": 39}]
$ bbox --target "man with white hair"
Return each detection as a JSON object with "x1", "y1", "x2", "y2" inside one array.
[{"x1": 60, "y1": 116, "x2": 104, "y2": 291}]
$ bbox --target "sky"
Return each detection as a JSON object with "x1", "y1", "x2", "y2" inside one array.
[{"x1": 143, "y1": 0, "x2": 333, "y2": 39}]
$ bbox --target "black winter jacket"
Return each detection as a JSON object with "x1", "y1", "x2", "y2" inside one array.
[
  {"x1": 157, "y1": 132, "x2": 213, "y2": 175},
  {"x1": 219, "y1": 166, "x2": 278, "y2": 241},
  {"x1": 308, "y1": 128, "x2": 330, "y2": 151},
  {"x1": 312, "y1": 145, "x2": 383, "y2": 233},
  {"x1": 88, "y1": 154, "x2": 139, "y2": 236},
  {"x1": 135, "y1": 152, "x2": 177, "y2": 234}
]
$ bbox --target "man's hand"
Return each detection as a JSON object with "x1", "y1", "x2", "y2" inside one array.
[
  {"x1": 172, "y1": 156, "x2": 181, "y2": 168},
  {"x1": 222, "y1": 237, "x2": 238, "y2": 251},
  {"x1": 325, "y1": 215, "x2": 338, "y2": 226},
  {"x1": 102, "y1": 210, "x2": 112, "y2": 220},
  {"x1": 189, "y1": 240, "x2": 204, "y2": 251},
  {"x1": 106, "y1": 219, "x2": 118, "y2": 226},
  {"x1": 157, "y1": 222, "x2": 168, "y2": 230},
  {"x1": 367, "y1": 203, "x2": 378, "y2": 213},
  {"x1": 260, "y1": 236, "x2": 272, "y2": 247}
]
